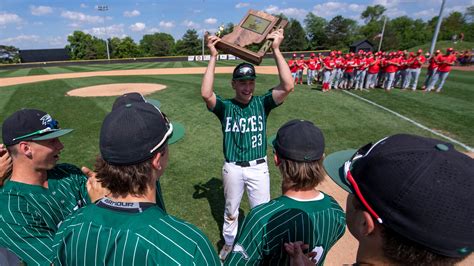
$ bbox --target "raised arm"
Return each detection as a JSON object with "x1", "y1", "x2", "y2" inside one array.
[
  {"x1": 201, "y1": 34, "x2": 219, "y2": 109},
  {"x1": 270, "y1": 29, "x2": 294, "y2": 105}
]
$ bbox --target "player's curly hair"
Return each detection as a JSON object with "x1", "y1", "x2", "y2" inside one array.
[
  {"x1": 94, "y1": 145, "x2": 167, "y2": 198},
  {"x1": 278, "y1": 157, "x2": 325, "y2": 192}
]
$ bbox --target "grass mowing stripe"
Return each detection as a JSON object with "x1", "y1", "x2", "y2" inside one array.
[{"x1": 342, "y1": 90, "x2": 473, "y2": 152}]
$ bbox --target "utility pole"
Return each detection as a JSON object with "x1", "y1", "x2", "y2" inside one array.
[
  {"x1": 378, "y1": 16, "x2": 387, "y2": 52},
  {"x1": 430, "y1": 0, "x2": 446, "y2": 55},
  {"x1": 97, "y1": 5, "x2": 110, "y2": 60}
]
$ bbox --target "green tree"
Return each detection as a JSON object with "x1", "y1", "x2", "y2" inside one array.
[
  {"x1": 440, "y1": 11, "x2": 466, "y2": 40},
  {"x1": 66, "y1": 31, "x2": 104, "y2": 60},
  {"x1": 175, "y1": 29, "x2": 201, "y2": 55},
  {"x1": 0, "y1": 45, "x2": 20, "y2": 64},
  {"x1": 361, "y1": 5, "x2": 387, "y2": 23},
  {"x1": 109, "y1": 37, "x2": 140, "y2": 58},
  {"x1": 304, "y1": 13, "x2": 328, "y2": 49},
  {"x1": 324, "y1": 16, "x2": 358, "y2": 49},
  {"x1": 139, "y1": 33, "x2": 175, "y2": 57},
  {"x1": 281, "y1": 18, "x2": 308, "y2": 51},
  {"x1": 220, "y1": 22, "x2": 235, "y2": 36}
]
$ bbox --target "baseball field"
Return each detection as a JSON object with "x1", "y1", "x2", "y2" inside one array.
[{"x1": 0, "y1": 60, "x2": 473, "y2": 264}]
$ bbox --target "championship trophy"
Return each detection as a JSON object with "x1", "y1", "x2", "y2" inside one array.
[{"x1": 212, "y1": 10, "x2": 288, "y2": 65}]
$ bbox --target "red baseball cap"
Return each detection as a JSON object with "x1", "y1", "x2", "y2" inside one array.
[
  {"x1": 300, "y1": 54, "x2": 305, "y2": 58},
  {"x1": 435, "y1": 50, "x2": 441, "y2": 54},
  {"x1": 447, "y1": 47, "x2": 454, "y2": 52},
  {"x1": 409, "y1": 52, "x2": 415, "y2": 57},
  {"x1": 310, "y1": 53, "x2": 315, "y2": 57},
  {"x1": 292, "y1": 53, "x2": 296, "y2": 57},
  {"x1": 417, "y1": 49, "x2": 423, "y2": 53}
]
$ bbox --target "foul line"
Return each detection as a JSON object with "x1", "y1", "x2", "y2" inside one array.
[{"x1": 342, "y1": 90, "x2": 473, "y2": 152}]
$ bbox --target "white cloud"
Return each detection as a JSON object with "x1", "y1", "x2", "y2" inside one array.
[
  {"x1": 148, "y1": 27, "x2": 160, "y2": 33},
  {"x1": 235, "y1": 3, "x2": 250, "y2": 9},
  {"x1": 159, "y1": 21, "x2": 175, "y2": 29},
  {"x1": 0, "y1": 12, "x2": 22, "y2": 26},
  {"x1": 264, "y1": 5, "x2": 307, "y2": 19},
  {"x1": 204, "y1": 18, "x2": 217, "y2": 24},
  {"x1": 130, "y1": 22, "x2": 146, "y2": 32},
  {"x1": 312, "y1": 2, "x2": 365, "y2": 19},
  {"x1": 30, "y1": 5, "x2": 53, "y2": 16},
  {"x1": 0, "y1": 34, "x2": 40, "y2": 45},
  {"x1": 84, "y1": 24, "x2": 125, "y2": 38},
  {"x1": 80, "y1": 3, "x2": 88, "y2": 8},
  {"x1": 183, "y1": 20, "x2": 200, "y2": 29},
  {"x1": 413, "y1": 8, "x2": 437, "y2": 19},
  {"x1": 385, "y1": 8, "x2": 406, "y2": 18},
  {"x1": 61, "y1": 11, "x2": 103, "y2": 24},
  {"x1": 372, "y1": 0, "x2": 400, "y2": 9},
  {"x1": 124, "y1": 10, "x2": 140, "y2": 18}
]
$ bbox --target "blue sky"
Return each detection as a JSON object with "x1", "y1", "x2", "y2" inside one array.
[{"x1": 0, "y1": 0, "x2": 472, "y2": 49}]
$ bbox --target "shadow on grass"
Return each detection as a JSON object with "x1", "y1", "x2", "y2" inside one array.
[{"x1": 193, "y1": 177, "x2": 246, "y2": 250}]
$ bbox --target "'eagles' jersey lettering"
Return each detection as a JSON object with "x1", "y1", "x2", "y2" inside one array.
[{"x1": 225, "y1": 115, "x2": 263, "y2": 133}]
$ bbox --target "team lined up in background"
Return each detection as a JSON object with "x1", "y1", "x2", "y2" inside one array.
[{"x1": 288, "y1": 48, "x2": 463, "y2": 93}]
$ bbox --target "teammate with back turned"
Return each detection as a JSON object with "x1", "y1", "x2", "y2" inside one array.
[
  {"x1": 202, "y1": 29, "x2": 294, "y2": 261},
  {"x1": 51, "y1": 94, "x2": 220, "y2": 265},
  {"x1": 224, "y1": 120, "x2": 346, "y2": 265}
]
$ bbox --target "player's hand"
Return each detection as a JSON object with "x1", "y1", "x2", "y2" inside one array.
[
  {"x1": 0, "y1": 144, "x2": 12, "y2": 186},
  {"x1": 206, "y1": 33, "x2": 220, "y2": 57},
  {"x1": 268, "y1": 28, "x2": 284, "y2": 50},
  {"x1": 83, "y1": 166, "x2": 110, "y2": 202},
  {"x1": 284, "y1": 241, "x2": 317, "y2": 266}
]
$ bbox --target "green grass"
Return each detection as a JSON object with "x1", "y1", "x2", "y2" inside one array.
[
  {"x1": 1, "y1": 67, "x2": 472, "y2": 251},
  {"x1": 408, "y1": 40, "x2": 474, "y2": 53}
]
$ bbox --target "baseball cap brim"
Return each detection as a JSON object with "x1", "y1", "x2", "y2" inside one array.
[
  {"x1": 146, "y1": 99, "x2": 161, "y2": 109},
  {"x1": 168, "y1": 122, "x2": 185, "y2": 144},
  {"x1": 31, "y1": 129, "x2": 74, "y2": 141},
  {"x1": 323, "y1": 149, "x2": 356, "y2": 193}
]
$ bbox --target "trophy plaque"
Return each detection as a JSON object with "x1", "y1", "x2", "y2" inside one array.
[{"x1": 214, "y1": 10, "x2": 288, "y2": 65}]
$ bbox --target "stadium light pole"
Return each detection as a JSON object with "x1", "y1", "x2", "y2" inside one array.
[
  {"x1": 378, "y1": 16, "x2": 387, "y2": 52},
  {"x1": 97, "y1": 5, "x2": 111, "y2": 60},
  {"x1": 429, "y1": 0, "x2": 446, "y2": 55}
]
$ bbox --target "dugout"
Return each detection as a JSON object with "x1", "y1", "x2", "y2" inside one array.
[
  {"x1": 349, "y1": 40, "x2": 374, "y2": 53},
  {"x1": 19, "y1": 48, "x2": 70, "y2": 63}
]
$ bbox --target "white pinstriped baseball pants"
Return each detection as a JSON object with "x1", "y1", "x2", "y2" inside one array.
[{"x1": 222, "y1": 158, "x2": 270, "y2": 245}]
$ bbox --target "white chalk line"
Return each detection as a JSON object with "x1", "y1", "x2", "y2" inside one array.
[{"x1": 342, "y1": 90, "x2": 473, "y2": 152}]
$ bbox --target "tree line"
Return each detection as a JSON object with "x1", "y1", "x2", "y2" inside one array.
[{"x1": 2, "y1": 5, "x2": 473, "y2": 62}]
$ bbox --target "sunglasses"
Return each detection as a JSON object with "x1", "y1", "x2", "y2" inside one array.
[
  {"x1": 149, "y1": 108, "x2": 173, "y2": 154},
  {"x1": 12, "y1": 118, "x2": 60, "y2": 142},
  {"x1": 343, "y1": 137, "x2": 387, "y2": 224}
]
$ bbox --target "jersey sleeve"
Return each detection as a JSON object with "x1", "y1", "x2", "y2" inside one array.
[
  {"x1": 0, "y1": 193, "x2": 55, "y2": 265},
  {"x1": 209, "y1": 94, "x2": 225, "y2": 120},
  {"x1": 262, "y1": 89, "x2": 279, "y2": 115},
  {"x1": 52, "y1": 163, "x2": 91, "y2": 207},
  {"x1": 224, "y1": 210, "x2": 266, "y2": 265}
]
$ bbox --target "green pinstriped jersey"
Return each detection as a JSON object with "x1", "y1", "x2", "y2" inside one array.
[
  {"x1": 51, "y1": 200, "x2": 220, "y2": 265},
  {"x1": 211, "y1": 90, "x2": 278, "y2": 162},
  {"x1": 224, "y1": 193, "x2": 346, "y2": 265},
  {"x1": 0, "y1": 163, "x2": 90, "y2": 266}
]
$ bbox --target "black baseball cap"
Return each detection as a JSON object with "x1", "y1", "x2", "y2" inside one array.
[
  {"x1": 232, "y1": 63, "x2": 257, "y2": 80},
  {"x1": 2, "y1": 109, "x2": 73, "y2": 146},
  {"x1": 100, "y1": 96, "x2": 173, "y2": 165},
  {"x1": 273, "y1": 119, "x2": 325, "y2": 162},
  {"x1": 112, "y1": 92, "x2": 161, "y2": 110},
  {"x1": 324, "y1": 134, "x2": 474, "y2": 258}
]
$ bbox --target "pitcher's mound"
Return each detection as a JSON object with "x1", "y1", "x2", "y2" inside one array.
[{"x1": 67, "y1": 83, "x2": 167, "y2": 97}]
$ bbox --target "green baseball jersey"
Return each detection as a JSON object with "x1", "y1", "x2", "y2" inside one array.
[
  {"x1": 0, "y1": 163, "x2": 90, "y2": 266},
  {"x1": 211, "y1": 90, "x2": 279, "y2": 162},
  {"x1": 52, "y1": 198, "x2": 220, "y2": 265},
  {"x1": 224, "y1": 193, "x2": 346, "y2": 265}
]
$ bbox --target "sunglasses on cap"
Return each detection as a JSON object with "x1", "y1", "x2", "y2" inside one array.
[
  {"x1": 343, "y1": 137, "x2": 388, "y2": 224},
  {"x1": 12, "y1": 118, "x2": 60, "y2": 142},
  {"x1": 149, "y1": 107, "x2": 173, "y2": 154}
]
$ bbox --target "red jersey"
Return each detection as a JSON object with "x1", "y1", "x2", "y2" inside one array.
[
  {"x1": 288, "y1": 59, "x2": 298, "y2": 73},
  {"x1": 428, "y1": 55, "x2": 441, "y2": 70},
  {"x1": 437, "y1": 54, "x2": 456, "y2": 72},
  {"x1": 367, "y1": 58, "x2": 380, "y2": 74},
  {"x1": 344, "y1": 59, "x2": 356, "y2": 73},
  {"x1": 357, "y1": 58, "x2": 368, "y2": 70},
  {"x1": 385, "y1": 58, "x2": 399, "y2": 73},
  {"x1": 334, "y1": 57, "x2": 345, "y2": 69},
  {"x1": 409, "y1": 55, "x2": 426, "y2": 69},
  {"x1": 297, "y1": 59, "x2": 306, "y2": 70},
  {"x1": 306, "y1": 58, "x2": 318, "y2": 70},
  {"x1": 323, "y1": 58, "x2": 335, "y2": 70},
  {"x1": 399, "y1": 58, "x2": 409, "y2": 70}
]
